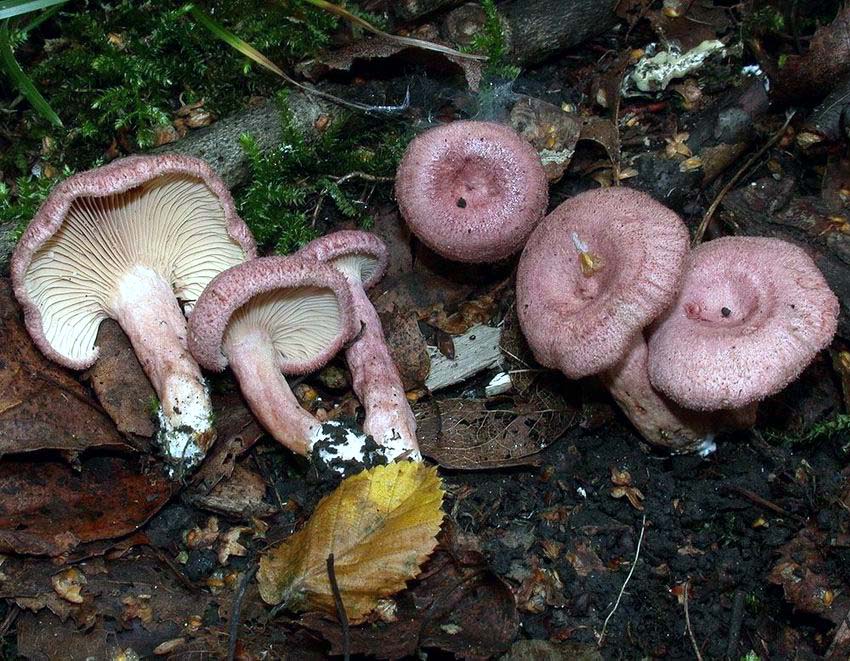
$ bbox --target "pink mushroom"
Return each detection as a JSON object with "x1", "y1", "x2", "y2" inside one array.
[
  {"x1": 188, "y1": 256, "x2": 358, "y2": 457},
  {"x1": 516, "y1": 187, "x2": 721, "y2": 450},
  {"x1": 11, "y1": 154, "x2": 256, "y2": 471},
  {"x1": 648, "y1": 236, "x2": 840, "y2": 412},
  {"x1": 395, "y1": 120, "x2": 548, "y2": 263},
  {"x1": 297, "y1": 230, "x2": 420, "y2": 460}
]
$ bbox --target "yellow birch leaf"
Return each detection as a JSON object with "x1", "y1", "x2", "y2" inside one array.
[{"x1": 257, "y1": 461, "x2": 444, "y2": 622}]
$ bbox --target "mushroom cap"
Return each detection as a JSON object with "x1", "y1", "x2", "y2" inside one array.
[
  {"x1": 188, "y1": 256, "x2": 357, "y2": 374},
  {"x1": 11, "y1": 154, "x2": 257, "y2": 370},
  {"x1": 647, "y1": 236, "x2": 839, "y2": 410},
  {"x1": 516, "y1": 187, "x2": 689, "y2": 379},
  {"x1": 395, "y1": 120, "x2": 548, "y2": 263},
  {"x1": 296, "y1": 230, "x2": 388, "y2": 289}
]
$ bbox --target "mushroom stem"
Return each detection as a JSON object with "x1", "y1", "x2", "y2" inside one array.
[
  {"x1": 113, "y1": 266, "x2": 212, "y2": 464},
  {"x1": 223, "y1": 328, "x2": 320, "y2": 456},
  {"x1": 601, "y1": 335, "x2": 746, "y2": 453},
  {"x1": 345, "y1": 284, "x2": 420, "y2": 459}
]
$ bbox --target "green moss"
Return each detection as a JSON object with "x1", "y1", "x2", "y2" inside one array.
[
  {"x1": 236, "y1": 91, "x2": 410, "y2": 254},
  {"x1": 1, "y1": 0, "x2": 342, "y2": 175},
  {"x1": 1, "y1": 166, "x2": 73, "y2": 241},
  {"x1": 464, "y1": 0, "x2": 520, "y2": 80},
  {"x1": 766, "y1": 413, "x2": 850, "y2": 446}
]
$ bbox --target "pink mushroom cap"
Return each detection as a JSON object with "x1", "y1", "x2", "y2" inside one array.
[
  {"x1": 295, "y1": 229, "x2": 388, "y2": 289},
  {"x1": 395, "y1": 120, "x2": 548, "y2": 263},
  {"x1": 516, "y1": 187, "x2": 690, "y2": 379},
  {"x1": 188, "y1": 256, "x2": 357, "y2": 375},
  {"x1": 11, "y1": 153, "x2": 257, "y2": 370},
  {"x1": 647, "y1": 236, "x2": 840, "y2": 411}
]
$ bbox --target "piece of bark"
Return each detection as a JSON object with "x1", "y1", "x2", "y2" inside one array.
[
  {"x1": 154, "y1": 92, "x2": 338, "y2": 189},
  {"x1": 632, "y1": 78, "x2": 770, "y2": 211},
  {"x1": 394, "y1": 0, "x2": 464, "y2": 21},
  {"x1": 443, "y1": 0, "x2": 618, "y2": 65},
  {"x1": 720, "y1": 177, "x2": 850, "y2": 339},
  {"x1": 425, "y1": 324, "x2": 503, "y2": 391},
  {"x1": 798, "y1": 75, "x2": 850, "y2": 150}
]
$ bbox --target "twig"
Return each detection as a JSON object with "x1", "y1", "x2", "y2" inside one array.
[
  {"x1": 327, "y1": 553, "x2": 350, "y2": 661},
  {"x1": 597, "y1": 514, "x2": 647, "y2": 647},
  {"x1": 227, "y1": 562, "x2": 259, "y2": 661},
  {"x1": 725, "y1": 589, "x2": 746, "y2": 659},
  {"x1": 332, "y1": 171, "x2": 394, "y2": 185},
  {"x1": 683, "y1": 580, "x2": 704, "y2": 661},
  {"x1": 693, "y1": 111, "x2": 796, "y2": 245},
  {"x1": 723, "y1": 485, "x2": 804, "y2": 522}
]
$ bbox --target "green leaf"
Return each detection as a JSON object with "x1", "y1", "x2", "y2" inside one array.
[
  {"x1": 0, "y1": 19, "x2": 62, "y2": 126},
  {"x1": 0, "y1": 0, "x2": 68, "y2": 21}
]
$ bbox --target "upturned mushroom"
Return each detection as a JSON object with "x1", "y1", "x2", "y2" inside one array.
[
  {"x1": 395, "y1": 120, "x2": 548, "y2": 263},
  {"x1": 297, "y1": 230, "x2": 420, "y2": 460},
  {"x1": 648, "y1": 236, "x2": 840, "y2": 412},
  {"x1": 517, "y1": 187, "x2": 722, "y2": 451},
  {"x1": 11, "y1": 154, "x2": 256, "y2": 471},
  {"x1": 188, "y1": 255, "x2": 367, "y2": 458}
]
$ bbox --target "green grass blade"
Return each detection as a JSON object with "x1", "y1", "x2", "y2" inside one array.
[
  {"x1": 0, "y1": 19, "x2": 62, "y2": 126},
  {"x1": 0, "y1": 0, "x2": 68, "y2": 21},
  {"x1": 183, "y1": 4, "x2": 286, "y2": 78}
]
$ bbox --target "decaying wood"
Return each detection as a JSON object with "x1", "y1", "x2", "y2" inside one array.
[
  {"x1": 425, "y1": 324, "x2": 504, "y2": 392},
  {"x1": 798, "y1": 75, "x2": 850, "y2": 150},
  {"x1": 154, "y1": 91, "x2": 338, "y2": 189},
  {"x1": 720, "y1": 177, "x2": 850, "y2": 339},
  {"x1": 442, "y1": 0, "x2": 618, "y2": 66},
  {"x1": 633, "y1": 78, "x2": 770, "y2": 210}
]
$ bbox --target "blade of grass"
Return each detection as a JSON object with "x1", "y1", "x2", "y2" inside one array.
[
  {"x1": 184, "y1": 4, "x2": 409, "y2": 114},
  {"x1": 0, "y1": 0, "x2": 67, "y2": 21},
  {"x1": 0, "y1": 19, "x2": 62, "y2": 126},
  {"x1": 301, "y1": 0, "x2": 488, "y2": 61},
  {"x1": 184, "y1": 4, "x2": 286, "y2": 78}
]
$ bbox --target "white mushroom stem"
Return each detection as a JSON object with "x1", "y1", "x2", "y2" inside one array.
[
  {"x1": 113, "y1": 266, "x2": 212, "y2": 464},
  {"x1": 223, "y1": 327, "x2": 322, "y2": 456},
  {"x1": 601, "y1": 336, "x2": 755, "y2": 453},
  {"x1": 346, "y1": 284, "x2": 420, "y2": 460}
]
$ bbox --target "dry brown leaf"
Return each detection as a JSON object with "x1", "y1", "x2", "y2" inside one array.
[
  {"x1": 258, "y1": 461, "x2": 444, "y2": 623},
  {"x1": 0, "y1": 280, "x2": 130, "y2": 456},
  {"x1": 415, "y1": 397, "x2": 574, "y2": 470}
]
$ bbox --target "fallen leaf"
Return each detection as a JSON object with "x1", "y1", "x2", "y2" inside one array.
[
  {"x1": 301, "y1": 522, "x2": 518, "y2": 659},
  {"x1": 510, "y1": 96, "x2": 581, "y2": 182},
  {"x1": 191, "y1": 464, "x2": 275, "y2": 519},
  {"x1": 378, "y1": 306, "x2": 431, "y2": 389},
  {"x1": 258, "y1": 461, "x2": 444, "y2": 623},
  {"x1": 0, "y1": 455, "x2": 174, "y2": 556},
  {"x1": 416, "y1": 396, "x2": 573, "y2": 470},
  {"x1": 0, "y1": 279, "x2": 130, "y2": 456},
  {"x1": 51, "y1": 567, "x2": 87, "y2": 604},
  {"x1": 84, "y1": 320, "x2": 157, "y2": 437}
]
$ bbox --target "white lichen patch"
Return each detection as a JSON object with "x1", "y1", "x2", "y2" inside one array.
[{"x1": 628, "y1": 40, "x2": 725, "y2": 94}]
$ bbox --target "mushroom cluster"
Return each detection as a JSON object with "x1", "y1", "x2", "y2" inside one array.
[
  {"x1": 11, "y1": 117, "x2": 841, "y2": 470},
  {"x1": 516, "y1": 189, "x2": 840, "y2": 452}
]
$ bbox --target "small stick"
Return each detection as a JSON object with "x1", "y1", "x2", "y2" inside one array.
[
  {"x1": 327, "y1": 553, "x2": 351, "y2": 661},
  {"x1": 723, "y1": 485, "x2": 803, "y2": 522},
  {"x1": 227, "y1": 562, "x2": 259, "y2": 661},
  {"x1": 693, "y1": 110, "x2": 796, "y2": 245},
  {"x1": 597, "y1": 514, "x2": 647, "y2": 647},
  {"x1": 683, "y1": 580, "x2": 704, "y2": 661},
  {"x1": 725, "y1": 589, "x2": 746, "y2": 659}
]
